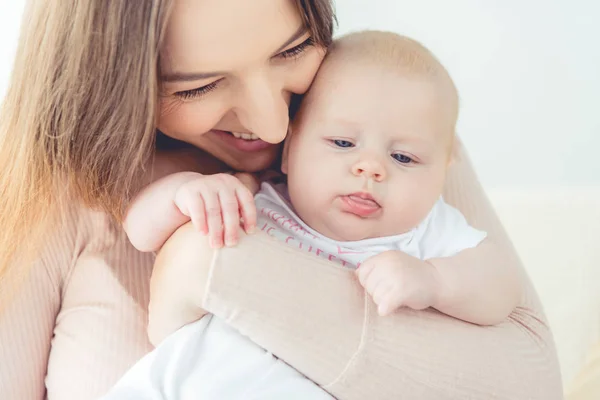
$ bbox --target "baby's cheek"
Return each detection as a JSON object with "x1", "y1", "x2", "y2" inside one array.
[{"x1": 392, "y1": 179, "x2": 436, "y2": 227}]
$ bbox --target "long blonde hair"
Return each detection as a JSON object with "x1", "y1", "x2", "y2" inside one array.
[
  {"x1": 0, "y1": 0, "x2": 171, "y2": 294},
  {"x1": 0, "y1": 0, "x2": 335, "y2": 297}
]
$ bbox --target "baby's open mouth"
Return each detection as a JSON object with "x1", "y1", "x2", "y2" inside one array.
[{"x1": 340, "y1": 192, "x2": 382, "y2": 217}]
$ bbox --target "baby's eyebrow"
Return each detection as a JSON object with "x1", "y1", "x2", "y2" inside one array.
[{"x1": 329, "y1": 118, "x2": 361, "y2": 132}]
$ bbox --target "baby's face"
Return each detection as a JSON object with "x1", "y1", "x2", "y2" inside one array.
[{"x1": 284, "y1": 62, "x2": 455, "y2": 241}]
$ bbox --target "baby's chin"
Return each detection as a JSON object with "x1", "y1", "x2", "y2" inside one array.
[{"x1": 314, "y1": 217, "x2": 399, "y2": 243}]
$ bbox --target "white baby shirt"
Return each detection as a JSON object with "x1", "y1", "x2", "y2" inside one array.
[{"x1": 255, "y1": 182, "x2": 487, "y2": 268}]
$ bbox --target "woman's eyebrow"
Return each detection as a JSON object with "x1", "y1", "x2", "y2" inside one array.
[
  {"x1": 161, "y1": 25, "x2": 307, "y2": 83},
  {"x1": 273, "y1": 25, "x2": 307, "y2": 54},
  {"x1": 161, "y1": 70, "x2": 224, "y2": 83}
]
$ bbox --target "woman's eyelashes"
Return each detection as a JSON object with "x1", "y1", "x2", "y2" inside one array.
[
  {"x1": 172, "y1": 37, "x2": 315, "y2": 101},
  {"x1": 275, "y1": 37, "x2": 315, "y2": 60},
  {"x1": 173, "y1": 79, "x2": 222, "y2": 101}
]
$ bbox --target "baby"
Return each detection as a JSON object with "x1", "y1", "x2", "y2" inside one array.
[
  {"x1": 125, "y1": 31, "x2": 520, "y2": 321},
  {"x1": 104, "y1": 31, "x2": 521, "y2": 400}
]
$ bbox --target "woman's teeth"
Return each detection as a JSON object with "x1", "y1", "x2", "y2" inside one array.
[{"x1": 231, "y1": 131, "x2": 259, "y2": 140}]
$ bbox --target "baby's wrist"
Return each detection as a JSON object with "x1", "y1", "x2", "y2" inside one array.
[{"x1": 423, "y1": 260, "x2": 445, "y2": 309}]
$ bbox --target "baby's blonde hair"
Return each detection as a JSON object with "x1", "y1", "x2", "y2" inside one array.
[
  {"x1": 329, "y1": 30, "x2": 458, "y2": 123},
  {"x1": 293, "y1": 30, "x2": 458, "y2": 157}
]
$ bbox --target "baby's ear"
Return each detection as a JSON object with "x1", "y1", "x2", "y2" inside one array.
[{"x1": 281, "y1": 127, "x2": 292, "y2": 174}]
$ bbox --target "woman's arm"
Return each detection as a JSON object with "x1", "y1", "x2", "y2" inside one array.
[
  {"x1": 0, "y1": 206, "x2": 155, "y2": 400},
  {"x1": 151, "y1": 140, "x2": 563, "y2": 399},
  {"x1": 0, "y1": 248, "x2": 61, "y2": 400}
]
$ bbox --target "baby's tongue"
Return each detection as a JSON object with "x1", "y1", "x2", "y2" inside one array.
[{"x1": 347, "y1": 195, "x2": 378, "y2": 207}]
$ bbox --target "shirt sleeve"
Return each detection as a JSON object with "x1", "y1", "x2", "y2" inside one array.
[{"x1": 418, "y1": 198, "x2": 487, "y2": 260}]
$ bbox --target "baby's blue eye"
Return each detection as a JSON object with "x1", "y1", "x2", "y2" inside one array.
[
  {"x1": 333, "y1": 139, "x2": 354, "y2": 148},
  {"x1": 392, "y1": 153, "x2": 413, "y2": 164}
]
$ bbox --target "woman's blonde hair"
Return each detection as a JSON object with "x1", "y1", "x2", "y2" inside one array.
[{"x1": 0, "y1": 0, "x2": 334, "y2": 297}]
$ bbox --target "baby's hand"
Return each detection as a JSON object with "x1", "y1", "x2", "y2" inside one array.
[
  {"x1": 357, "y1": 251, "x2": 441, "y2": 316},
  {"x1": 234, "y1": 172, "x2": 261, "y2": 195},
  {"x1": 174, "y1": 173, "x2": 256, "y2": 248}
]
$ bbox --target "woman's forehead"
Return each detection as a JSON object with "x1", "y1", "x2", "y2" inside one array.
[{"x1": 161, "y1": 0, "x2": 304, "y2": 76}]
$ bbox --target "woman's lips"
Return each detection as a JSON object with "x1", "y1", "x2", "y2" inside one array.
[
  {"x1": 339, "y1": 192, "x2": 381, "y2": 217},
  {"x1": 212, "y1": 130, "x2": 275, "y2": 152}
]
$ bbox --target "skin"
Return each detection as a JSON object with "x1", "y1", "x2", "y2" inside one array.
[
  {"x1": 283, "y1": 61, "x2": 456, "y2": 241},
  {"x1": 277, "y1": 57, "x2": 459, "y2": 316},
  {"x1": 129, "y1": 29, "x2": 520, "y2": 326},
  {"x1": 158, "y1": 0, "x2": 326, "y2": 173},
  {"x1": 129, "y1": 0, "x2": 327, "y2": 248}
]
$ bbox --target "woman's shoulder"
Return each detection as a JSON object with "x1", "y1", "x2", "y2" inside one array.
[
  {"x1": 56, "y1": 202, "x2": 124, "y2": 248},
  {"x1": 36, "y1": 202, "x2": 130, "y2": 276}
]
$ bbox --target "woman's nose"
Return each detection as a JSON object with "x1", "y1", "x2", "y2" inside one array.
[
  {"x1": 234, "y1": 73, "x2": 290, "y2": 144},
  {"x1": 351, "y1": 157, "x2": 387, "y2": 181}
]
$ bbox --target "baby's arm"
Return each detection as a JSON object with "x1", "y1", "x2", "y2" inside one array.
[
  {"x1": 358, "y1": 240, "x2": 521, "y2": 325},
  {"x1": 124, "y1": 172, "x2": 201, "y2": 252},
  {"x1": 124, "y1": 172, "x2": 258, "y2": 252},
  {"x1": 427, "y1": 239, "x2": 521, "y2": 325}
]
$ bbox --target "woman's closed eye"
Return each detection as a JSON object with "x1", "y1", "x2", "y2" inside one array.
[
  {"x1": 274, "y1": 37, "x2": 315, "y2": 60},
  {"x1": 170, "y1": 37, "x2": 314, "y2": 101},
  {"x1": 173, "y1": 79, "x2": 223, "y2": 101}
]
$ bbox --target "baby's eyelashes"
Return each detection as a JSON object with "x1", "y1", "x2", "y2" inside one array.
[
  {"x1": 391, "y1": 153, "x2": 414, "y2": 164},
  {"x1": 330, "y1": 139, "x2": 355, "y2": 148}
]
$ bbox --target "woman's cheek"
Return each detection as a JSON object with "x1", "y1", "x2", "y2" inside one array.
[
  {"x1": 158, "y1": 99, "x2": 225, "y2": 140},
  {"x1": 286, "y1": 49, "x2": 327, "y2": 94}
]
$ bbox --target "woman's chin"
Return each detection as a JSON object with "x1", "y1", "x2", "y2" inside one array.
[{"x1": 221, "y1": 151, "x2": 280, "y2": 173}]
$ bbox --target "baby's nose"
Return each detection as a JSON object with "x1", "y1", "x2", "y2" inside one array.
[{"x1": 351, "y1": 158, "x2": 386, "y2": 181}]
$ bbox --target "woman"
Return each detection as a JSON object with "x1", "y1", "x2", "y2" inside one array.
[{"x1": 0, "y1": 0, "x2": 561, "y2": 399}]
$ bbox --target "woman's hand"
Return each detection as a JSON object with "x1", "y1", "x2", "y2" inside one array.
[{"x1": 174, "y1": 173, "x2": 257, "y2": 248}]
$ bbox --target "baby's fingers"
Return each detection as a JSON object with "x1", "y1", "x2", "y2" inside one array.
[
  {"x1": 174, "y1": 190, "x2": 207, "y2": 234},
  {"x1": 218, "y1": 188, "x2": 241, "y2": 247},
  {"x1": 187, "y1": 195, "x2": 208, "y2": 235},
  {"x1": 356, "y1": 259, "x2": 377, "y2": 287},
  {"x1": 377, "y1": 293, "x2": 402, "y2": 316},
  {"x1": 357, "y1": 262, "x2": 388, "y2": 296},
  {"x1": 372, "y1": 282, "x2": 399, "y2": 316},
  {"x1": 236, "y1": 186, "x2": 256, "y2": 234},
  {"x1": 203, "y1": 190, "x2": 224, "y2": 248}
]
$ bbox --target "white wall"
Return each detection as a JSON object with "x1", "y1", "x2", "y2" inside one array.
[
  {"x1": 1, "y1": 0, "x2": 598, "y2": 188},
  {"x1": 335, "y1": 0, "x2": 600, "y2": 189},
  {"x1": 0, "y1": 2, "x2": 24, "y2": 103},
  {"x1": 333, "y1": 8, "x2": 600, "y2": 383},
  {"x1": 1, "y1": 0, "x2": 598, "y2": 387}
]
